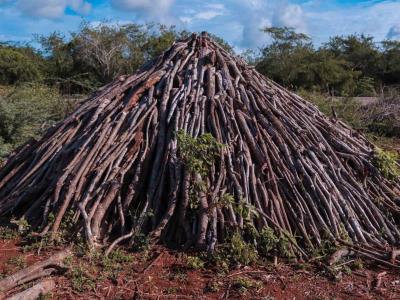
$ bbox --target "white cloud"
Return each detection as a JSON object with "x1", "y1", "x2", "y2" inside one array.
[
  {"x1": 387, "y1": 25, "x2": 400, "y2": 39},
  {"x1": 304, "y1": 1, "x2": 400, "y2": 44},
  {"x1": 112, "y1": 0, "x2": 173, "y2": 10},
  {"x1": 111, "y1": 0, "x2": 174, "y2": 21},
  {"x1": 179, "y1": 16, "x2": 193, "y2": 24},
  {"x1": 276, "y1": 4, "x2": 307, "y2": 33},
  {"x1": 11, "y1": 0, "x2": 91, "y2": 18},
  {"x1": 194, "y1": 10, "x2": 223, "y2": 20},
  {"x1": 178, "y1": 2, "x2": 225, "y2": 25},
  {"x1": 1, "y1": 0, "x2": 400, "y2": 50},
  {"x1": 207, "y1": 3, "x2": 224, "y2": 10}
]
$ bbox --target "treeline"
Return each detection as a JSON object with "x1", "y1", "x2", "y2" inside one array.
[
  {"x1": 255, "y1": 27, "x2": 400, "y2": 97},
  {"x1": 1, "y1": 23, "x2": 399, "y2": 97},
  {"x1": 0, "y1": 22, "x2": 232, "y2": 94}
]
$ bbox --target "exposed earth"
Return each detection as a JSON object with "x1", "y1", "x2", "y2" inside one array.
[{"x1": 1, "y1": 237, "x2": 400, "y2": 300}]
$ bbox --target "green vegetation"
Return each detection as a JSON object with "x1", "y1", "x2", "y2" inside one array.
[
  {"x1": 69, "y1": 264, "x2": 96, "y2": 292},
  {"x1": 0, "y1": 44, "x2": 43, "y2": 85},
  {"x1": 211, "y1": 231, "x2": 259, "y2": 269},
  {"x1": 177, "y1": 130, "x2": 224, "y2": 212},
  {"x1": 66, "y1": 248, "x2": 134, "y2": 291},
  {"x1": 258, "y1": 227, "x2": 280, "y2": 257},
  {"x1": 177, "y1": 130, "x2": 223, "y2": 177},
  {"x1": 232, "y1": 276, "x2": 261, "y2": 294},
  {"x1": 0, "y1": 83, "x2": 73, "y2": 160},
  {"x1": 373, "y1": 148, "x2": 400, "y2": 180},
  {"x1": 255, "y1": 27, "x2": 400, "y2": 97},
  {"x1": 0, "y1": 225, "x2": 18, "y2": 240},
  {"x1": 6, "y1": 256, "x2": 27, "y2": 269},
  {"x1": 186, "y1": 255, "x2": 205, "y2": 270}
]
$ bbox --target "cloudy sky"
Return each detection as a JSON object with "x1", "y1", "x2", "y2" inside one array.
[{"x1": 0, "y1": 0, "x2": 400, "y2": 50}]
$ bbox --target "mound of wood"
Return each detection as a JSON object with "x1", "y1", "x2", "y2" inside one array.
[{"x1": 0, "y1": 32, "x2": 399, "y2": 262}]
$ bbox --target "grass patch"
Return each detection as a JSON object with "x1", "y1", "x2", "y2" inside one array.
[
  {"x1": 69, "y1": 264, "x2": 96, "y2": 292},
  {"x1": 6, "y1": 256, "x2": 26, "y2": 269},
  {"x1": 185, "y1": 256, "x2": 205, "y2": 270},
  {"x1": 0, "y1": 226, "x2": 19, "y2": 240},
  {"x1": 232, "y1": 276, "x2": 261, "y2": 294}
]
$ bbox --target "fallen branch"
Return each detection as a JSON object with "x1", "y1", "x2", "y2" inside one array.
[
  {"x1": 328, "y1": 248, "x2": 355, "y2": 266},
  {"x1": 0, "y1": 249, "x2": 70, "y2": 295},
  {"x1": 6, "y1": 279, "x2": 55, "y2": 300}
]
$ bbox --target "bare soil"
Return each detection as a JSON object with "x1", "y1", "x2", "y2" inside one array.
[{"x1": 1, "y1": 239, "x2": 400, "y2": 300}]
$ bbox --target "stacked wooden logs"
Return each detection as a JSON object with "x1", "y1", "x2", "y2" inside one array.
[{"x1": 0, "y1": 32, "x2": 399, "y2": 263}]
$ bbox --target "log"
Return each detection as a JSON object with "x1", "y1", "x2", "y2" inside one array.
[
  {"x1": 0, "y1": 250, "x2": 70, "y2": 295},
  {"x1": 5, "y1": 279, "x2": 55, "y2": 300}
]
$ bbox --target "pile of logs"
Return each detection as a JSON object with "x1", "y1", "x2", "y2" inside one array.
[{"x1": 0, "y1": 32, "x2": 399, "y2": 263}]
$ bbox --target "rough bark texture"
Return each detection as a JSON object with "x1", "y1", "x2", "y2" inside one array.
[
  {"x1": 0, "y1": 250, "x2": 69, "y2": 297},
  {"x1": 0, "y1": 33, "x2": 399, "y2": 261},
  {"x1": 5, "y1": 279, "x2": 56, "y2": 300}
]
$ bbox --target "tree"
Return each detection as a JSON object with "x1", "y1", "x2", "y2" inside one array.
[
  {"x1": 380, "y1": 40, "x2": 400, "y2": 86},
  {"x1": 256, "y1": 27, "x2": 356, "y2": 95},
  {"x1": 256, "y1": 28, "x2": 381, "y2": 96},
  {"x1": 324, "y1": 34, "x2": 380, "y2": 76},
  {"x1": 0, "y1": 84, "x2": 71, "y2": 159},
  {"x1": 37, "y1": 32, "x2": 88, "y2": 93},
  {"x1": 308, "y1": 49, "x2": 359, "y2": 96},
  {"x1": 0, "y1": 44, "x2": 43, "y2": 85},
  {"x1": 256, "y1": 27, "x2": 314, "y2": 89},
  {"x1": 324, "y1": 34, "x2": 382, "y2": 95},
  {"x1": 38, "y1": 22, "x2": 191, "y2": 93}
]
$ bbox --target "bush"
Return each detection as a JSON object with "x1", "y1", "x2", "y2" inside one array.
[
  {"x1": 373, "y1": 148, "x2": 400, "y2": 180},
  {"x1": 0, "y1": 84, "x2": 73, "y2": 159},
  {"x1": 0, "y1": 47, "x2": 42, "y2": 85},
  {"x1": 299, "y1": 90, "x2": 364, "y2": 129}
]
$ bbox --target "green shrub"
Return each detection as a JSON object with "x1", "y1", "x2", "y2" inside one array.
[
  {"x1": 69, "y1": 265, "x2": 95, "y2": 292},
  {"x1": 0, "y1": 47, "x2": 42, "y2": 85},
  {"x1": 0, "y1": 226, "x2": 19, "y2": 239},
  {"x1": 230, "y1": 231, "x2": 259, "y2": 265},
  {"x1": 186, "y1": 256, "x2": 205, "y2": 270},
  {"x1": 373, "y1": 148, "x2": 400, "y2": 180},
  {"x1": 212, "y1": 231, "x2": 258, "y2": 268},
  {"x1": 299, "y1": 90, "x2": 363, "y2": 129},
  {"x1": 0, "y1": 83, "x2": 72, "y2": 159},
  {"x1": 177, "y1": 130, "x2": 223, "y2": 177},
  {"x1": 258, "y1": 227, "x2": 280, "y2": 256},
  {"x1": 232, "y1": 277, "x2": 261, "y2": 294}
]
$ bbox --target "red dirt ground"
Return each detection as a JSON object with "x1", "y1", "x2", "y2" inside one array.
[{"x1": 1, "y1": 239, "x2": 400, "y2": 300}]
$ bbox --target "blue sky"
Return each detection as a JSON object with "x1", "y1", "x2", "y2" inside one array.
[{"x1": 0, "y1": 0, "x2": 400, "y2": 51}]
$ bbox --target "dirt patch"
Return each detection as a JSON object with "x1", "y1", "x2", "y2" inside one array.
[{"x1": 1, "y1": 241, "x2": 400, "y2": 300}]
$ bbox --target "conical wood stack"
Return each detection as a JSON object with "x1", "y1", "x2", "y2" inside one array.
[{"x1": 0, "y1": 32, "x2": 399, "y2": 262}]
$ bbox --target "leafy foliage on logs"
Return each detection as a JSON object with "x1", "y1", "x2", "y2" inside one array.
[
  {"x1": 177, "y1": 130, "x2": 223, "y2": 177},
  {"x1": 210, "y1": 231, "x2": 260, "y2": 268},
  {"x1": 0, "y1": 225, "x2": 18, "y2": 240},
  {"x1": 373, "y1": 148, "x2": 400, "y2": 180},
  {"x1": 257, "y1": 227, "x2": 280, "y2": 256}
]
